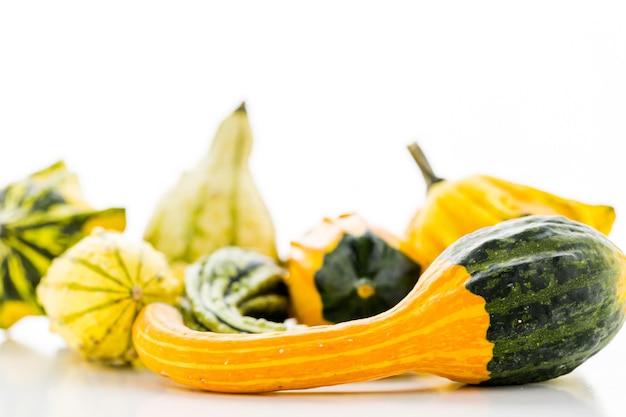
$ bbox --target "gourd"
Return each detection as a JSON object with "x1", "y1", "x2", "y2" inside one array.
[
  {"x1": 285, "y1": 212, "x2": 421, "y2": 325},
  {"x1": 403, "y1": 141, "x2": 616, "y2": 272},
  {"x1": 183, "y1": 246, "x2": 302, "y2": 333},
  {"x1": 0, "y1": 161, "x2": 125, "y2": 329},
  {"x1": 143, "y1": 102, "x2": 278, "y2": 267},
  {"x1": 133, "y1": 215, "x2": 626, "y2": 392},
  {"x1": 36, "y1": 229, "x2": 183, "y2": 365}
]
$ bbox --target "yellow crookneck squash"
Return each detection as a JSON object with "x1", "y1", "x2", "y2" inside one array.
[
  {"x1": 403, "y1": 142, "x2": 616, "y2": 272},
  {"x1": 285, "y1": 212, "x2": 422, "y2": 326}
]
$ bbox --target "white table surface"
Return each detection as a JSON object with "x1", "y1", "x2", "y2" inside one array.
[{"x1": 1, "y1": 314, "x2": 625, "y2": 417}]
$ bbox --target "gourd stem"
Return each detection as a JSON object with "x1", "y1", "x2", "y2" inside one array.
[{"x1": 407, "y1": 142, "x2": 444, "y2": 190}]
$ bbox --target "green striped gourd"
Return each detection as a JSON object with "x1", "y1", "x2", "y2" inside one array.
[
  {"x1": 36, "y1": 229, "x2": 183, "y2": 365},
  {"x1": 0, "y1": 161, "x2": 125, "y2": 328},
  {"x1": 183, "y1": 247, "x2": 301, "y2": 333}
]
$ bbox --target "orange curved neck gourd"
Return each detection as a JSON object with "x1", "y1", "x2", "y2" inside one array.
[{"x1": 133, "y1": 260, "x2": 493, "y2": 393}]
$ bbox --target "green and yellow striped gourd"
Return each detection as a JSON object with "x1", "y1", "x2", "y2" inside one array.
[{"x1": 0, "y1": 161, "x2": 125, "y2": 328}]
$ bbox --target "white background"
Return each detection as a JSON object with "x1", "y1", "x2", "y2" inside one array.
[
  {"x1": 2, "y1": 1, "x2": 625, "y2": 254},
  {"x1": 1, "y1": 2, "x2": 626, "y2": 416}
]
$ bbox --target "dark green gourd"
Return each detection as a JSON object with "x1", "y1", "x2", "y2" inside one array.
[{"x1": 443, "y1": 215, "x2": 626, "y2": 384}]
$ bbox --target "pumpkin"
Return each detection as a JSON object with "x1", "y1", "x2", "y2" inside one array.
[
  {"x1": 183, "y1": 246, "x2": 302, "y2": 333},
  {"x1": 132, "y1": 215, "x2": 626, "y2": 392},
  {"x1": 285, "y1": 212, "x2": 421, "y2": 325},
  {"x1": 403, "y1": 141, "x2": 616, "y2": 272},
  {"x1": 36, "y1": 229, "x2": 183, "y2": 365},
  {"x1": 0, "y1": 161, "x2": 125, "y2": 329}
]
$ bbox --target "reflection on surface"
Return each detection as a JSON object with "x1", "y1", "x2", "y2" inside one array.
[
  {"x1": 131, "y1": 373, "x2": 607, "y2": 417},
  {"x1": 0, "y1": 339, "x2": 55, "y2": 417},
  {"x1": 443, "y1": 379, "x2": 605, "y2": 417},
  {"x1": 0, "y1": 318, "x2": 615, "y2": 417}
]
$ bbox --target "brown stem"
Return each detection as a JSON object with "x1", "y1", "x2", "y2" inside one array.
[{"x1": 407, "y1": 142, "x2": 444, "y2": 190}]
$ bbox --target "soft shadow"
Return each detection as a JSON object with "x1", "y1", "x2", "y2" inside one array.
[
  {"x1": 139, "y1": 372, "x2": 606, "y2": 417},
  {"x1": 444, "y1": 376, "x2": 606, "y2": 417}
]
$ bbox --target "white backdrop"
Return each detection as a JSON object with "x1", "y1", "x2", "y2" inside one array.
[{"x1": 1, "y1": 1, "x2": 625, "y2": 258}]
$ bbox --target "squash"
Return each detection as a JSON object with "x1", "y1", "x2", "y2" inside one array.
[
  {"x1": 403, "y1": 141, "x2": 616, "y2": 272},
  {"x1": 285, "y1": 212, "x2": 421, "y2": 325},
  {"x1": 183, "y1": 246, "x2": 302, "y2": 333},
  {"x1": 36, "y1": 229, "x2": 183, "y2": 365},
  {"x1": 132, "y1": 215, "x2": 626, "y2": 392},
  {"x1": 0, "y1": 161, "x2": 125, "y2": 329},
  {"x1": 144, "y1": 103, "x2": 278, "y2": 266}
]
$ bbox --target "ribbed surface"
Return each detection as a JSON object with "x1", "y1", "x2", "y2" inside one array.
[
  {"x1": 404, "y1": 174, "x2": 615, "y2": 272},
  {"x1": 36, "y1": 230, "x2": 182, "y2": 364},
  {"x1": 183, "y1": 247, "x2": 292, "y2": 333},
  {"x1": 314, "y1": 231, "x2": 421, "y2": 323}
]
